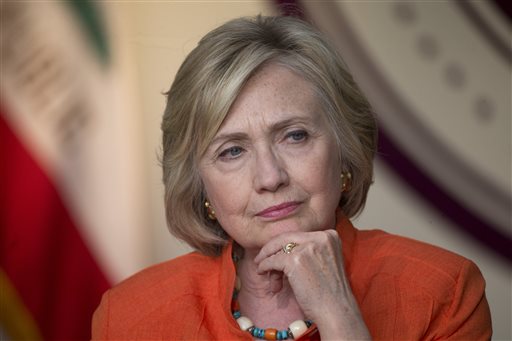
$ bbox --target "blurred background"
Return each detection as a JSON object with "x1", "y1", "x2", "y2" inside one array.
[{"x1": 1, "y1": 1, "x2": 510, "y2": 340}]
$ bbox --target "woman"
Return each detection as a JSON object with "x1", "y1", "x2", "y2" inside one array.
[{"x1": 92, "y1": 16, "x2": 491, "y2": 340}]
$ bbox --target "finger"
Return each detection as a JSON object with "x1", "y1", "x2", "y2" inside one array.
[
  {"x1": 257, "y1": 251, "x2": 288, "y2": 274},
  {"x1": 254, "y1": 232, "x2": 306, "y2": 263},
  {"x1": 268, "y1": 270, "x2": 283, "y2": 293}
]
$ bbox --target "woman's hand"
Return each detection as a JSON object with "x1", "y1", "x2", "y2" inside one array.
[{"x1": 254, "y1": 229, "x2": 372, "y2": 340}]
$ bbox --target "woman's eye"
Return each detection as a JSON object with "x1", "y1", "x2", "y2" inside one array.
[
  {"x1": 286, "y1": 130, "x2": 308, "y2": 142},
  {"x1": 218, "y1": 146, "x2": 243, "y2": 159}
]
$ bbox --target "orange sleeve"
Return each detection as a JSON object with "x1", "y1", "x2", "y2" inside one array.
[
  {"x1": 90, "y1": 289, "x2": 213, "y2": 340},
  {"x1": 359, "y1": 255, "x2": 492, "y2": 340},
  {"x1": 91, "y1": 290, "x2": 110, "y2": 340},
  {"x1": 432, "y1": 260, "x2": 492, "y2": 340}
]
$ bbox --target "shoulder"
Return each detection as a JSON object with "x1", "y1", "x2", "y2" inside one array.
[
  {"x1": 350, "y1": 229, "x2": 490, "y2": 339},
  {"x1": 353, "y1": 229, "x2": 476, "y2": 289},
  {"x1": 91, "y1": 252, "x2": 223, "y2": 339},
  {"x1": 110, "y1": 251, "x2": 221, "y2": 300}
]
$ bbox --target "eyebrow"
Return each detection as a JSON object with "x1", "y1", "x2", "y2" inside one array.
[
  {"x1": 209, "y1": 116, "x2": 316, "y2": 147},
  {"x1": 210, "y1": 132, "x2": 249, "y2": 147}
]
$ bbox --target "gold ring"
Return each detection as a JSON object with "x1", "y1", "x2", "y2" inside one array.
[{"x1": 282, "y1": 242, "x2": 298, "y2": 254}]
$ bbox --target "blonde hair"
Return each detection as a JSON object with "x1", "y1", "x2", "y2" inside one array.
[{"x1": 161, "y1": 15, "x2": 377, "y2": 256}]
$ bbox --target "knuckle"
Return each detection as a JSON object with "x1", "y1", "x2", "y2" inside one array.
[
  {"x1": 326, "y1": 229, "x2": 338, "y2": 239},
  {"x1": 291, "y1": 254, "x2": 302, "y2": 267},
  {"x1": 303, "y1": 242, "x2": 316, "y2": 254},
  {"x1": 314, "y1": 230, "x2": 336, "y2": 246}
]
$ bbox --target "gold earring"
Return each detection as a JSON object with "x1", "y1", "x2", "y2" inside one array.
[
  {"x1": 204, "y1": 200, "x2": 216, "y2": 220},
  {"x1": 341, "y1": 172, "x2": 352, "y2": 192}
]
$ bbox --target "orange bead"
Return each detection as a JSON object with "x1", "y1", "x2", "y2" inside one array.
[{"x1": 264, "y1": 328, "x2": 277, "y2": 340}]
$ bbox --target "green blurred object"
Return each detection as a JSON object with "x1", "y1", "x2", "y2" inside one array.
[{"x1": 66, "y1": 0, "x2": 109, "y2": 65}]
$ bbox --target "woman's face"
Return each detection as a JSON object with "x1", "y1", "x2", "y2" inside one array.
[{"x1": 199, "y1": 63, "x2": 342, "y2": 251}]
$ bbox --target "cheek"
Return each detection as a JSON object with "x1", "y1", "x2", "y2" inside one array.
[
  {"x1": 202, "y1": 173, "x2": 249, "y2": 219},
  {"x1": 304, "y1": 146, "x2": 340, "y2": 187},
  {"x1": 200, "y1": 175, "x2": 216, "y2": 202},
  {"x1": 302, "y1": 145, "x2": 342, "y2": 208}
]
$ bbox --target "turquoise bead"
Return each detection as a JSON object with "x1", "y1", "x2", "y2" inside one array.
[
  {"x1": 258, "y1": 328, "x2": 264, "y2": 338},
  {"x1": 277, "y1": 329, "x2": 288, "y2": 340}
]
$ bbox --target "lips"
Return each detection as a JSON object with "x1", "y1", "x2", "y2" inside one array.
[{"x1": 256, "y1": 201, "x2": 301, "y2": 219}]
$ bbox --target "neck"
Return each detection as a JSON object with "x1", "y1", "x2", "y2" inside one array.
[
  {"x1": 235, "y1": 247, "x2": 304, "y2": 330},
  {"x1": 237, "y1": 248, "x2": 279, "y2": 297}
]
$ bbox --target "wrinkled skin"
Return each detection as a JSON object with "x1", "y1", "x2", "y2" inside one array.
[{"x1": 199, "y1": 63, "x2": 371, "y2": 340}]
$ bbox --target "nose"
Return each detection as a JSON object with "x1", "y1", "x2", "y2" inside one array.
[{"x1": 253, "y1": 146, "x2": 289, "y2": 192}]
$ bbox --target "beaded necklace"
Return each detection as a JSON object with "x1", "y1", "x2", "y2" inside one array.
[{"x1": 231, "y1": 251, "x2": 313, "y2": 340}]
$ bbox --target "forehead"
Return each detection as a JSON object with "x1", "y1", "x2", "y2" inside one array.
[{"x1": 219, "y1": 63, "x2": 323, "y2": 132}]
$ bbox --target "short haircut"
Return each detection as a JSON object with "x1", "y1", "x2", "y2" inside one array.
[{"x1": 161, "y1": 15, "x2": 377, "y2": 256}]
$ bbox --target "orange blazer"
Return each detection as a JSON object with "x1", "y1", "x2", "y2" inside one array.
[{"x1": 92, "y1": 215, "x2": 492, "y2": 340}]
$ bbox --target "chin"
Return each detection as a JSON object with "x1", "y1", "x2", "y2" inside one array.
[{"x1": 264, "y1": 220, "x2": 307, "y2": 238}]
